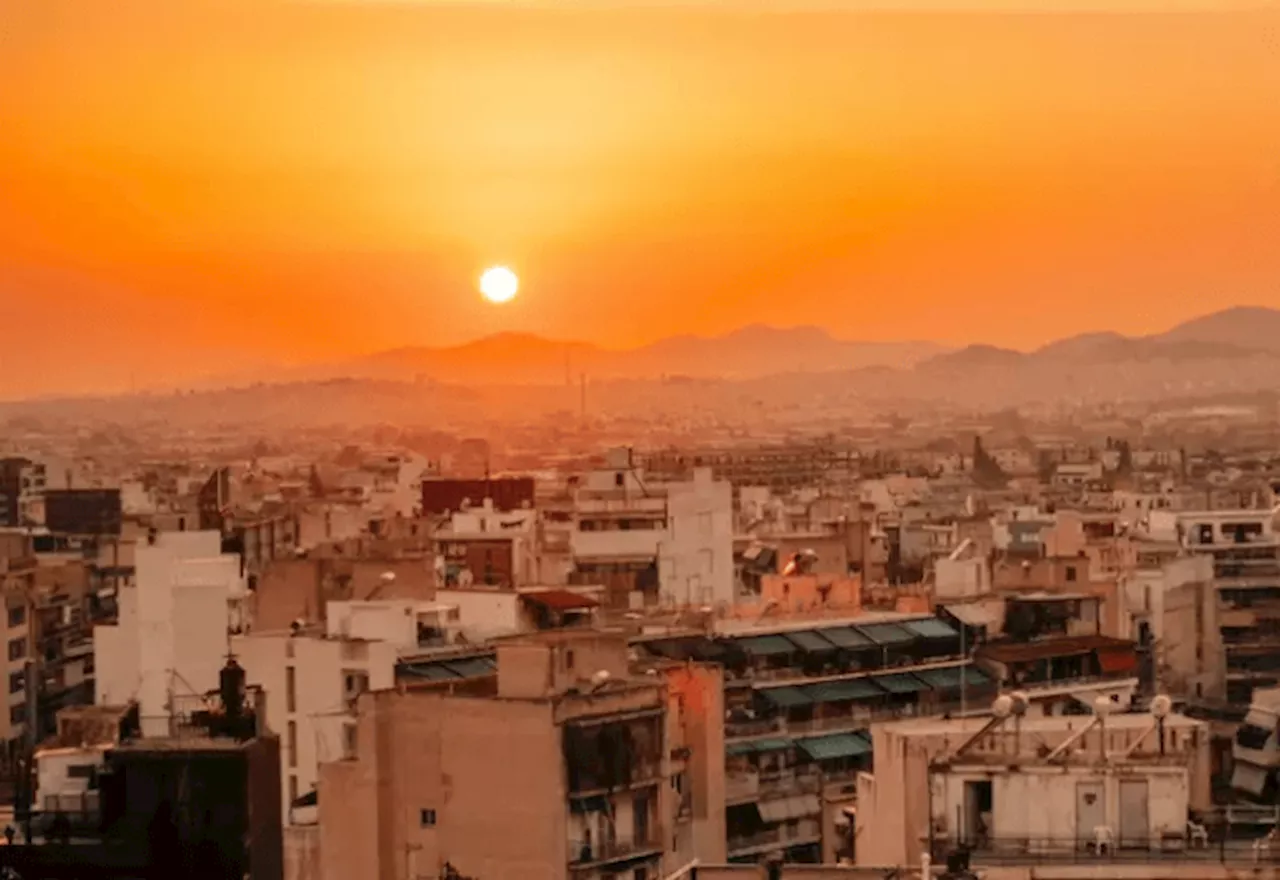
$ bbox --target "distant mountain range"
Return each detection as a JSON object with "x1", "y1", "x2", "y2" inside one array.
[
  {"x1": 291, "y1": 324, "x2": 948, "y2": 387},
  {"x1": 9, "y1": 306, "x2": 1280, "y2": 423},
  {"x1": 918, "y1": 306, "x2": 1280, "y2": 373}
]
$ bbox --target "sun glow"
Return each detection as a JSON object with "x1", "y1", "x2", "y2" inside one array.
[{"x1": 479, "y1": 266, "x2": 519, "y2": 304}]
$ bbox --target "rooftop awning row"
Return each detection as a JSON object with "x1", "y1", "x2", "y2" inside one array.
[
  {"x1": 397, "y1": 654, "x2": 498, "y2": 681},
  {"x1": 757, "y1": 664, "x2": 990, "y2": 708},
  {"x1": 727, "y1": 731, "x2": 871, "y2": 762},
  {"x1": 728, "y1": 617, "x2": 961, "y2": 659},
  {"x1": 637, "y1": 616, "x2": 962, "y2": 664}
]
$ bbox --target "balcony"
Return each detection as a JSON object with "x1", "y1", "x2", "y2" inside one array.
[
  {"x1": 727, "y1": 819, "x2": 822, "y2": 857},
  {"x1": 726, "y1": 771, "x2": 760, "y2": 804},
  {"x1": 568, "y1": 827, "x2": 664, "y2": 870},
  {"x1": 758, "y1": 767, "x2": 821, "y2": 799}
]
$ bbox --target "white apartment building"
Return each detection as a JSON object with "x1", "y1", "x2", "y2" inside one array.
[
  {"x1": 857, "y1": 706, "x2": 1211, "y2": 868},
  {"x1": 659, "y1": 468, "x2": 734, "y2": 607},
  {"x1": 572, "y1": 448, "x2": 733, "y2": 608},
  {"x1": 233, "y1": 628, "x2": 398, "y2": 823},
  {"x1": 1152, "y1": 508, "x2": 1280, "y2": 704},
  {"x1": 93, "y1": 530, "x2": 248, "y2": 736}
]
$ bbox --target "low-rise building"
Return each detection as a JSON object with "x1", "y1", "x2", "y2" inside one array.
[{"x1": 857, "y1": 703, "x2": 1211, "y2": 868}]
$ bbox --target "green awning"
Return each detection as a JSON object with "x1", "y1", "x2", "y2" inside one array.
[
  {"x1": 753, "y1": 738, "x2": 793, "y2": 753},
  {"x1": 735, "y1": 635, "x2": 798, "y2": 658},
  {"x1": 445, "y1": 657, "x2": 497, "y2": 678},
  {"x1": 903, "y1": 618, "x2": 960, "y2": 640},
  {"x1": 726, "y1": 741, "x2": 757, "y2": 757},
  {"x1": 786, "y1": 630, "x2": 837, "y2": 653},
  {"x1": 856, "y1": 623, "x2": 918, "y2": 646},
  {"x1": 760, "y1": 686, "x2": 812, "y2": 709},
  {"x1": 819, "y1": 626, "x2": 876, "y2": 651},
  {"x1": 914, "y1": 665, "x2": 990, "y2": 690},
  {"x1": 797, "y1": 733, "x2": 872, "y2": 762},
  {"x1": 872, "y1": 673, "x2": 929, "y2": 694},
  {"x1": 806, "y1": 678, "x2": 883, "y2": 703}
]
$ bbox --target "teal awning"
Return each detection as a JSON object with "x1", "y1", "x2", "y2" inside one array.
[
  {"x1": 726, "y1": 737, "x2": 794, "y2": 756},
  {"x1": 806, "y1": 678, "x2": 882, "y2": 703},
  {"x1": 761, "y1": 686, "x2": 812, "y2": 709},
  {"x1": 797, "y1": 733, "x2": 872, "y2": 762},
  {"x1": 872, "y1": 673, "x2": 929, "y2": 694},
  {"x1": 817, "y1": 626, "x2": 876, "y2": 651},
  {"x1": 903, "y1": 618, "x2": 960, "y2": 640},
  {"x1": 856, "y1": 623, "x2": 917, "y2": 646},
  {"x1": 753, "y1": 738, "x2": 793, "y2": 753},
  {"x1": 445, "y1": 657, "x2": 497, "y2": 678},
  {"x1": 786, "y1": 630, "x2": 837, "y2": 653},
  {"x1": 914, "y1": 665, "x2": 989, "y2": 690},
  {"x1": 735, "y1": 635, "x2": 798, "y2": 658}
]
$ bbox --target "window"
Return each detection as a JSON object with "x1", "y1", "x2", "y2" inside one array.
[
  {"x1": 285, "y1": 666, "x2": 296, "y2": 714},
  {"x1": 287, "y1": 721, "x2": 298, "y2": 768},
  {"x1": 343, "y1": 671, "x2": 370, "y2": 701},
  {"x1": 7, "y1": 639, "x2": 24, "y2": 662},
  {"x1": 9, "y1": 705, "x2": 24, "y2": 725},
  {"x1": 564, "y1": 649, "x2": 575, "y2": 671},
  {"x1": 614, "y1": 472, "x2": 624, "y2": 488},
  {"x1": 67, "y1": 764, "x2": 95, "y2": 780},
  {"x1": 343, "y1": 722, "x2": 358, "y2": 758},
  {"x1": 288, "y1": 775, "x2": 298, "y2": 805},
  {"x1": 7, "y1": 607, "x2": 24, "y2": 628},
  {"x1": 420, "y1": 808, "x2": 437, "y2": 828},
  {"x1": 8, "y1": 672, "x2": 22, "y2": 694},
  {"x1": 1065, "y1": 566, "x2": 1078, "y2": 583}
]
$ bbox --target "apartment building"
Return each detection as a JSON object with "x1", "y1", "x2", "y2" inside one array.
[
  {"x1": 859, "y1": 705, "x2": 1211, "y2": 868},
  {"x1": 0, "y1": 457, "x2": 45, "y2": 528},
  {"x1": 1158, "y1": 509, "x2": 1280, "y2": 705},
  {"x1": 640, "y1": 442, "x2": 860, "y2": 494},
  {"x1": 636, "y1": 607, "x2": 1143, "y2": 868},
  {"x1": 0, "y1": 537, "x2": 35, "y2": 749},
  {"x1": 234, "y1": 628, "x2": 398, "y2": 823},
  {"x1": 317, "y1": 629, "x2": 725, "y2": 880},
  {"x1": 434, "y1": 499, "x2": 540, "y2": 589},
  {"x1": 93, "y1": 530, "x2": 249, "y2": 737},
  {"x1": 571, "y1": 448, "x2": 733, "y2": 610}
]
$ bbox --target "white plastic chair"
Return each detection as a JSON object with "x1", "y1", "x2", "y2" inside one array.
[{"x1": 1093, "y1": 825, "x2": 1114, "y2": 855}]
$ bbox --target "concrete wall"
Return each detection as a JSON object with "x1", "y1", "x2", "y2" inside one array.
[
  {"x1": 253, "y1": 557, "x2": 435, "y2": 632},
  {"x1": 320, "y1": 689, "x2": 567, "y2": 880},
  {"x1": 932, "y1": 765, "x2": 1189, "y2": 843},
  {"x1": 284, "y1": 824, "x2": 322, "y2": 880}
]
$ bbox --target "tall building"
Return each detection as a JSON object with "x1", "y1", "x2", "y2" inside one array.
[
  {"x1": 93, "y1": 531, "x2": 248, "y2": 737},
  {"x1": 317, "y1": 629, "x2": 726, "y2": 880}
]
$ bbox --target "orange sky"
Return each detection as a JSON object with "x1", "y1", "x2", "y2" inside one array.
[{"x1": 2, "y1": 0, "x2": 1279, "y2": 396}]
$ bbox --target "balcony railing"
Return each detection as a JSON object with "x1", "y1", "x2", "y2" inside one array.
[
  {"x1": 568, "y1": 827, "x2": 664, "y2": 868},
  {"x1": 727, "y1": 819, "x2": 822, "y2": 856},
  {"x1": 934, "y1": 835, "x2": 1280, "y2": 866},
  {"x1": 758, "y1": 768, "x2": 821, "y2": 798},
  {"x1": 725, "y1": 771, "x2": 760, "y2": 804}
]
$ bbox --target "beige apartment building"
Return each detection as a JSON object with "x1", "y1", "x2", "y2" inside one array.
[
  {"x1": 316, "y1": 629, "x2": 726, "y2": 880},
  {"x1": 0, "y1": 534, "x2": 36, "y2": 750}
]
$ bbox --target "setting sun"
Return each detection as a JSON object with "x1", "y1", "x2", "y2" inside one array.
[{"x1": 479, "y1": 266, "x2": 519, "y2": 305}]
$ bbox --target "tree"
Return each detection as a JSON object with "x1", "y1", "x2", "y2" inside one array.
[{"x1": 971, "y1": 437, "x2": 1009, "y2": 489}]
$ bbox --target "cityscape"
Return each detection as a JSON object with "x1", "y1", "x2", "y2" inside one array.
[{"x1": 4, "y1": 1, "x2": 1280, "y2": 880}]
